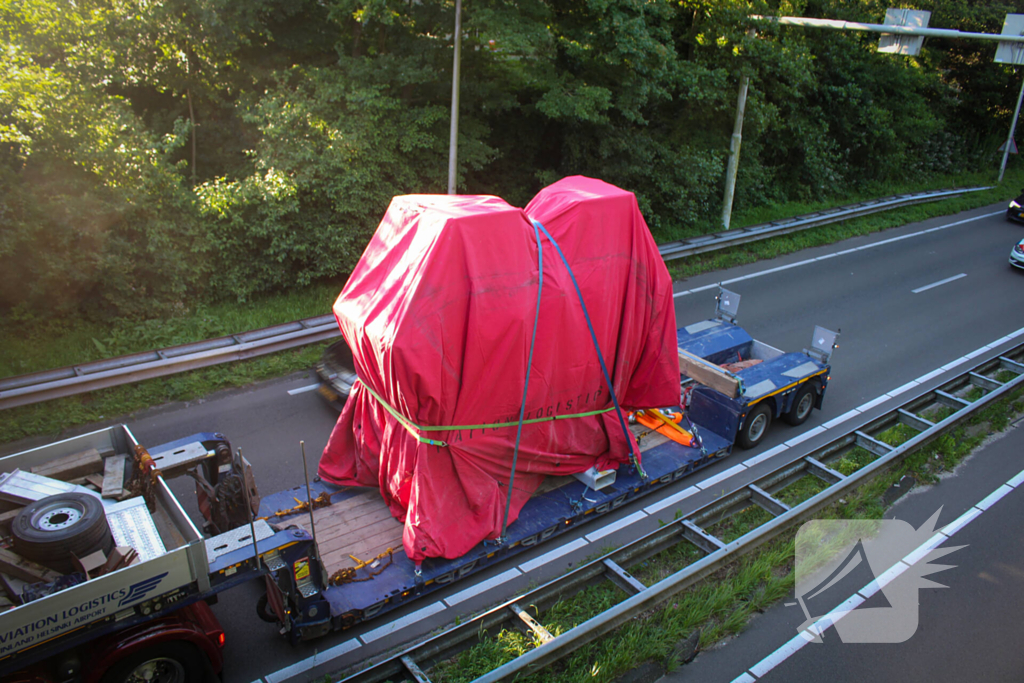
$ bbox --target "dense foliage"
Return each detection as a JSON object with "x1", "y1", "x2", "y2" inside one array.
[{"x1": 2, "y1": 0, "x2": 1022, "y2": 320}]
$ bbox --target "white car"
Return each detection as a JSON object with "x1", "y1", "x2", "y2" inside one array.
[{"x1": 1011, "y1": 238, "x2": 1024, "y2": 270}]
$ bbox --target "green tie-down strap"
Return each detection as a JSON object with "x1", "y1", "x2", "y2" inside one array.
[{"x1": 356, "y1": 380, "x2": 617, "y2": 448}]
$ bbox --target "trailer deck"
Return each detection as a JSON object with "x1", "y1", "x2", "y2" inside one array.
[{"x1": 260, "y1": 419, "x2": 733, "y2": 627}]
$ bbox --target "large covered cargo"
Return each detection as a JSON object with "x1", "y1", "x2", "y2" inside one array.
[{"x1": 319, "y1": 177, "x2": 680, "y2": 562}]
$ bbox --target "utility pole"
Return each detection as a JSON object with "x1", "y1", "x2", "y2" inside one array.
[
  {"x1": 721, "y1": 74, "x2": 750, "y2": 230},
  {"x1": 999, "y1": 74, "x2": 1024, "y2": 183},
  {"x1": 447, "y1": 0, "x2": 463, "y2": 195}
]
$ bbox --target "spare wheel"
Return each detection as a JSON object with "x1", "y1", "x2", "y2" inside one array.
[{"x1": 11, "y1": 493, "x2": 115, "y2": 574}]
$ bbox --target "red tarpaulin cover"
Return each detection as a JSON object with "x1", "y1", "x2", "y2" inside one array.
[{"x1": 319, "y1": 177, "x2": 679, "y2": 561}]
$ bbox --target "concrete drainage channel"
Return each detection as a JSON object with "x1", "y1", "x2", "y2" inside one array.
[
  {"x1": 309, "y1": 333, "x2": 1024, "y2": 683},
  {"x1": 0, "y1": 187, "x2": 988, "y2": 411}
]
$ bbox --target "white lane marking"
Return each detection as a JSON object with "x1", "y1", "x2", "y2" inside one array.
[
  {"x1": 737, "y1": 464, "x2": 1022, "y2": 680},
  {"x1": 886, "y1": 381, "x2": 919, "y2": 399},
  {"x1": 748, "y1": 630, "x2": 815, "y2": 677},
  {"x1": 939, "y1": 506, "x2": 983, "y2": 538},
  {"x1": 941, "y1": 357, "x2": 968, "y2": 372},
  {"x1": 644, "y1": 485, "x2": 699, "y2": 514},
  {"x1": 732, "y1": 674, "x2": 758, "y2": 683},
  {"x1": 287, "y1": 383, "x2": 322, "y2": 396},
  {"x1": 857, "y1": 560, "x2": 911, "y2": 600},
  {"x1": 975, "y1": 484, "x2": 1013, "y2": 511},
  {"x1": 915, "y1": 368, "x2": 946, "y2": 384},
  {"x1": 359, "y1": 602, "x2": 447, "y2": 644},
  {"x1": 912, "y1": 273, "x2": 967, "y2": 294},
  {"x1": 784, "y1": 426, "x2": 827, "y2": 447},
  {"x1": 672, "y1": 212, "x2": 999, "y2": 298},
  {"x1": 264, "y1": 638, "x2": 360, "y2": 682},
  {"x1": 1007, "y1": 469, "x2": 1024, "y2": 489},
  {"x1": 743, "y1": 444, "x2": 789, "y2": 468},
  {"x1": 964, "y1": 347, "x2": 990, "y2": 360},
  {"x1": 586, "y1": 510, "x2": 648, "y2": 542},
  {"x1": 823, "y1": 410, "x2": 861, "y2": 430},
  {"x1": 696, "y1": 464, "x2": 749, "y2": 491},
  {"x1": 900, "y1": 532, "x2": 949, "y2": 566},
  {"x1": 855, "y1": 395, "x2": 889, "y2": 412},
  {"x1": 444, "y1": 568, "x2": 522, "y2": 607},
  {"x1": 518, "y1": 537, "x2": 588, "y2": 574}
]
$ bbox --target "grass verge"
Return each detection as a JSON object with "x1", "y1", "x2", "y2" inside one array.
[{"x1": 426, "y1": 384, "x2": 1024, "y2": 683}]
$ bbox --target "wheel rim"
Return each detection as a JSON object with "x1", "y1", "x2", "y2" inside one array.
[
  {"x1": 122, "y1": 657, "x2": 186, "y2": 683},
  {"x1": 30, "y1": 501, "x2": 85, "y2": 531},
  {"x1": 748, "y1": 413, "x2": 768, "y2": 442},
  {"x1": 796, "y1": 392, "x2": 814, "y2": 420}
]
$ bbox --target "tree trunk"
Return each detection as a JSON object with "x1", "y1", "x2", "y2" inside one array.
[{"x1": 187, "y1": 87, "x2": 197, "y2": 186}]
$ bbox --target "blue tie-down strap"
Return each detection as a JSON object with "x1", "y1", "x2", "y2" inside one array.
[{"x1": 531, "y1": 220, "x2": 646, "y2": 479}]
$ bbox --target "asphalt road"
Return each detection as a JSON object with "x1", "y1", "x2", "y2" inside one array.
[
  {"x1": 669, "y1": 418, "x2": 1024, "y2": 683},
  {"x1": 4, "y1": 200, "x2": 1024, "y2": 682}
]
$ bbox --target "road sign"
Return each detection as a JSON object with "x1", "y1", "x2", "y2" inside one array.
[
  {"x1": 995, "y1": 14, "x2": 1024, "y2": 64},
  {"x1": 999, "y1": 137, "x2": 1019, "y2": 154},
  {"x1": 878, "y1": 9, "x2": 931, "y2": 56}
]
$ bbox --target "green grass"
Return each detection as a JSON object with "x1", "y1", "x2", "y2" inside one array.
[
  {"x1": 631, "y1": 542, "x2": 704, "y2": 586},
  {"x1": 706, "y1": 505, "x2": 775, "y2": 544},
  {"x1": 964, "y1": 386, "x2": 986, "y2": 402},
  {"x1": 995, "y1": 370, "x2": 1018, "y2": 384},
  {"x1": 422, "y1": 384, "x2": 1024, "y2": 683},
  {"x1": 875, "y1": 423, "x2": 918, "y2": 448},
  {"x1": 829, "y1": 446, "x2": 878, "y2": 476},
  {"x1": 921, "y1": 405, "x2": 957, "y2": 423},
  {"x1": 775, "y1": 475, "x2": 828, "y2": 507}
]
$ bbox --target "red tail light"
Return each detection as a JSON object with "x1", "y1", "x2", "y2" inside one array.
[
  {"x1": 1016, "y1": 243, "x2": 1024, "y2": 254},
  {"x1": 216, "y1": 631, "x2": 226, "y2": 648}
]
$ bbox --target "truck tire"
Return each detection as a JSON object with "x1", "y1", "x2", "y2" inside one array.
[
  {"x1": 11, "y1": 493, "x2": 114, "y2": 574},
  {"x1": 784, "y1": 383, "x2": 817, "y2": 426},
  {"x1": 737, "y1": 403, "x2": 772, "y2": 449},
  {"x1": 101, "y1": 641, "x2": 204, "y2": 683}
]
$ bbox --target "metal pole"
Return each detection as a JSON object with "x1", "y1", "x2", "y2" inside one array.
[
  {"x1": 238, "y1": 448, "x2": 261, "y2": 569},
  {"x1": 300, "y1": 441, "x2": 319, "y2": 553},
  {"x1": 753, "y1": 15, "x2": 1024, "y2": 43},
  {"x1": 721, "y1": 74, "x2": 750, "y2": 230},
  {"x1": 447, "y1": 0, "x2": 463, "y2": 195},
  {"x1": 1000, "y1": 70, "x2": 1024, "y2": 183}
]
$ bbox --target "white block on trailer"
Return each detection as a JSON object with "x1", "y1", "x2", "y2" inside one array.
[{"x1": 573, "y1": 466, "x2": 616, "y2": 490}]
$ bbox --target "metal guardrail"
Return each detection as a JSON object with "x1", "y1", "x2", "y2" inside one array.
[
  {"x1": 0, "y1": 315, "x2": 339, "y2": 410},
  {"x1": 334, "y1": 341, "x2": 1024, "y2": 683},
  {"x1": 657, "y1": 186, "x2": 989, "y2": 261},
  {"x1": 0, "y1": 186, "x2": 990, "y2": 411}
]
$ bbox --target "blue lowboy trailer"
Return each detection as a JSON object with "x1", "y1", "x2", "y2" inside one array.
[{"x1": 258, "y1": 289, "x2": 839, "y2": 641}]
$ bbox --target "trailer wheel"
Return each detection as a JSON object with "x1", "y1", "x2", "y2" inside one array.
[
  {"x1": 101, "y1": 641, "x2": 203, "y2": 683},
  {"x1": 784, "y1": 384, "x2": 817, "y2": 426},
  {"x1": 738, "y1": 403, "x2": 772, "y2": 449},
  {"x1": 11, "y1": 493, "x2": 114, "y2": 574},
  {"x1": 256, "y1": 593, "x2": 280, "y2": 623}
]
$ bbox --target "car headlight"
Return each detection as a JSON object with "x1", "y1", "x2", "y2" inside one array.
[{"x1": 1011, "y1": 200, "x2": 1021, "y2": 209}]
